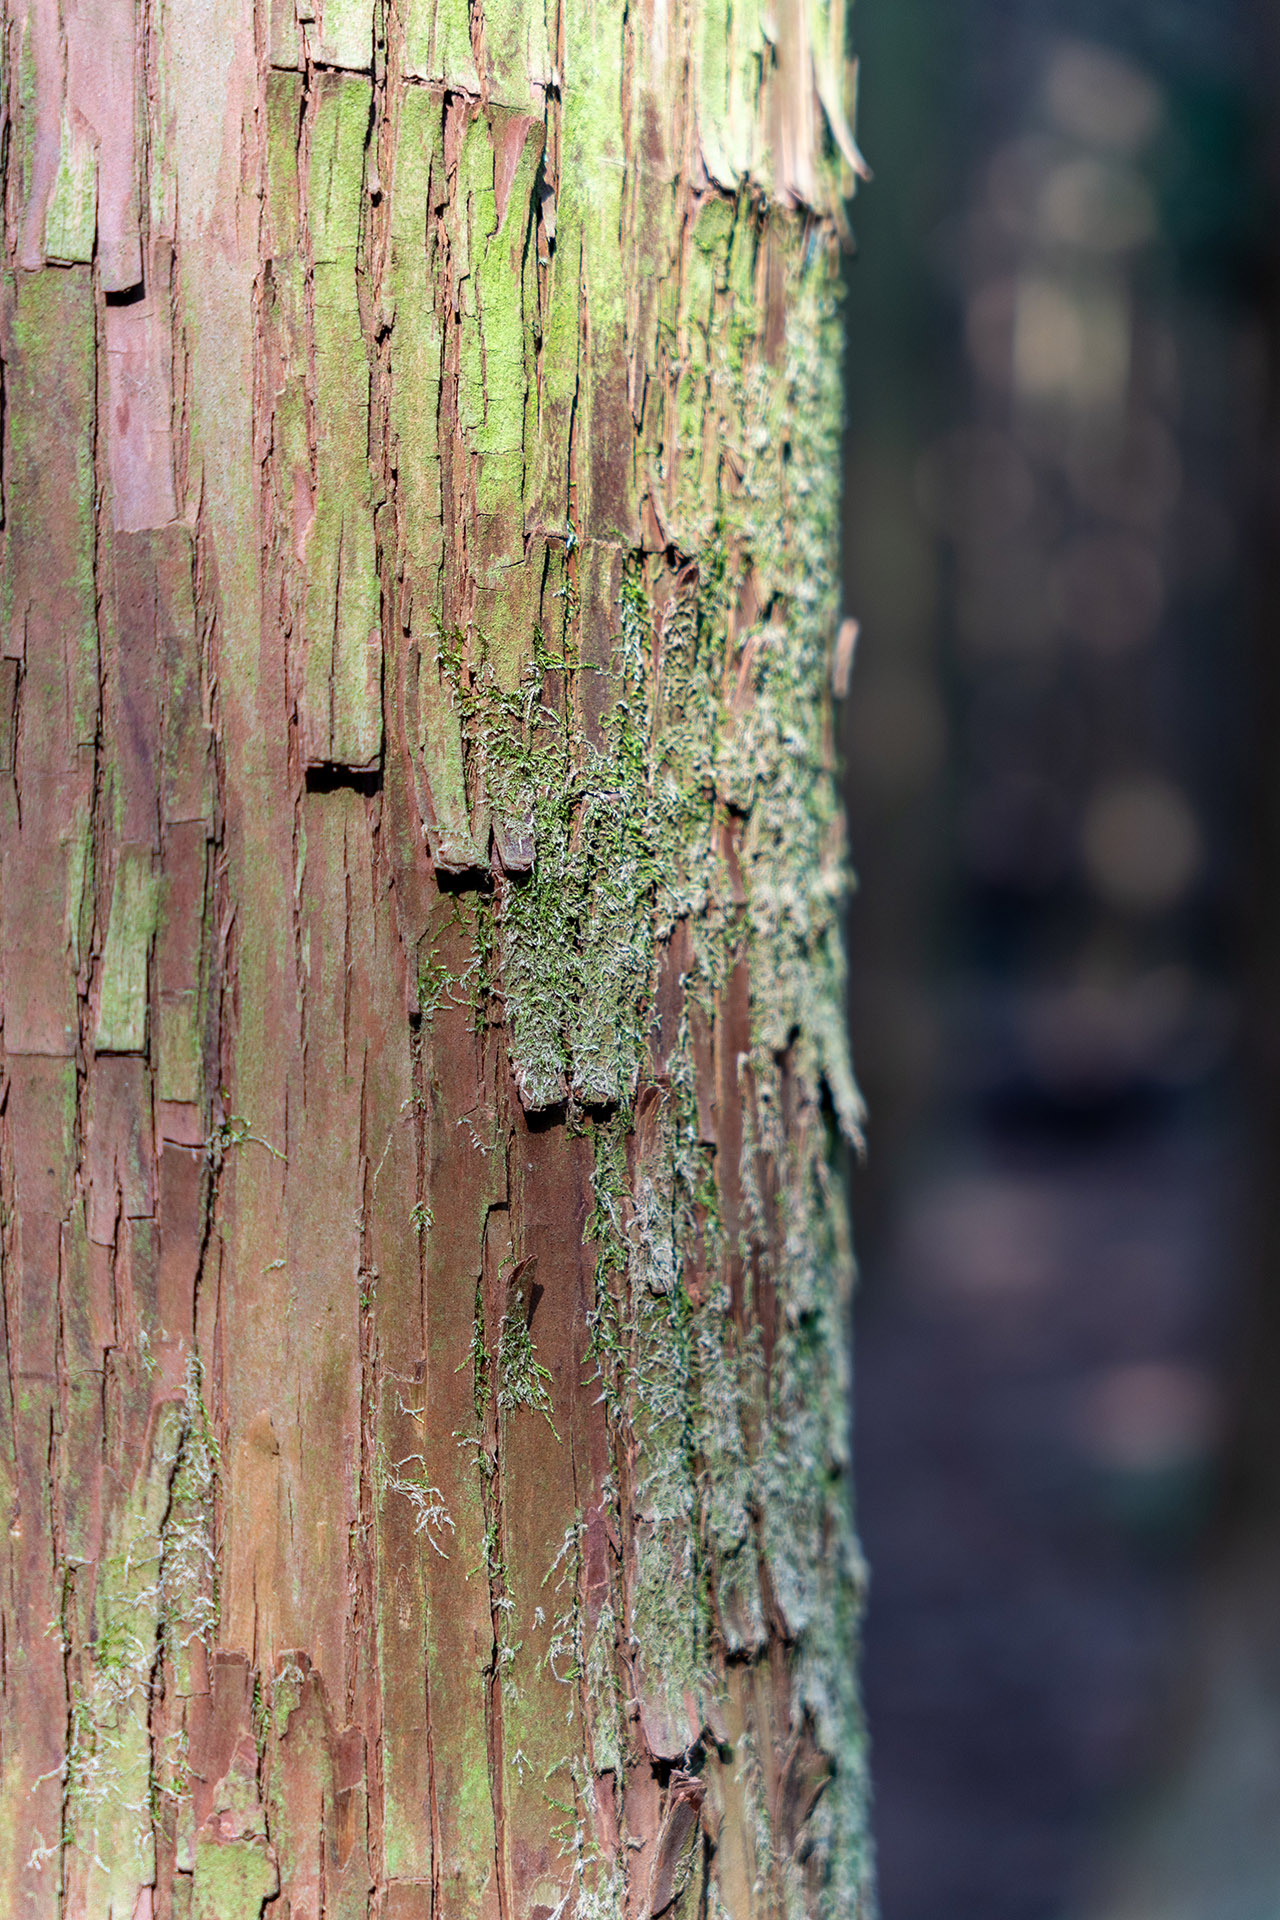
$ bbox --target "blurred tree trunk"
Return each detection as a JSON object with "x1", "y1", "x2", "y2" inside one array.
[{"x1": 0, "y1": 3, "x2": 870, "y2": 1917}]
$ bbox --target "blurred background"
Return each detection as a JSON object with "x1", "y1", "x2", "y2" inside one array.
[{"x1": 840, "y1": 1, "x2": 1280, "y2": 1915}]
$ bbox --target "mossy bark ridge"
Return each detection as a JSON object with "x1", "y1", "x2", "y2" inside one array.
[{"x1": 0, "y1": 0, "x2": 871, "y2": 1915}]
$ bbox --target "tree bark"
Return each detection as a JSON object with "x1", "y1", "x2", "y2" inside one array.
[{"x1": 0, "y1": 2, "x2": 871, "y2": 1917}]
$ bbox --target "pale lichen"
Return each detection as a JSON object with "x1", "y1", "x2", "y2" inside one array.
[{"x1": 62, "y1": 1355, "x2": 221, "y2": 1914}]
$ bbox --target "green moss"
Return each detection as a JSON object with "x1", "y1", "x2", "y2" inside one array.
[
  {"x1": 489, "y1": 214, "x2": 868, "y2": 1906},
  {"x1": 495, "y1": 1286, "x2": 558, "y2": 1432},
  {"x1": 628, "y1": 1273, "x2": 704, "y2": 1737},
  {"x1": 582, "y1": 1596, "x2": 624, "y2": 1775},
  {"x1": 586, "y1": 1109, "x2": 713, "y2": 1744},
  {"x1": 480, "y1": 0, "x2": 543, "y2": 106},
  {"x1": 482, "y1": 549, "x2": 722, "y2": 1112},
  {"x1": 583, "y1": 1113, "x2": 634, "y2": 1427},
  {"x1": 191, "y1": 1834, "x2": 278, "y2": 1920},
  {"x1": 501, "y1": 763, "x2": 654, "y2": 1110},
  {"x1": 465, "y1": 1281, "x2": 491, "y2": 1425}
]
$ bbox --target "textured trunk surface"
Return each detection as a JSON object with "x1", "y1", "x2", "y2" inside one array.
[{"x1": 0, "y1": 2, "x2": 870, "y2": 1916}]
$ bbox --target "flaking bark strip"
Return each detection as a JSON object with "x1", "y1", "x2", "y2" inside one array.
[
  {"x1": 15, "y1": 0, "x2": 65, "y2": 269},
  {"x1": 103, "y1": 262, "x2": 179, "y2": 534},
  {"x1": 43, "y1": 104, "x2": 97, "y2": 264},
  {"x1": 301, "y1": 71, "x2": 382, "y2": 772},
  {"x1": 402, "y1": 0, "x2": 482, "y2": 90},
  {"x1": 386, "y1": 90, "x2": 487, "y2": 869},
  {"x1": 415, "y1": 642, "x2": 488, "y2": 868},
  {"x1": 64, "y1": 0, "x2": 144, "y2": 291},
  {"x1": 94, "y1": 849, "x2": 159, "y2": 1053},
  {"x1": 306, "y1": 0, "x2": 377, "y2": 72},
  {"x1": 0, "y1": 269, "x2": 98, "y2": 1057}
]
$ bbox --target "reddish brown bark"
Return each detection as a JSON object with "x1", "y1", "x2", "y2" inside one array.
[{"x1": 0, "y1": 1, "x2": 870, "y2": 1916}]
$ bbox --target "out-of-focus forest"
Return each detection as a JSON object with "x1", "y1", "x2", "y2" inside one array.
[{"x1": 843, "y1": 2, "x2": 1280, "y2": 1914}]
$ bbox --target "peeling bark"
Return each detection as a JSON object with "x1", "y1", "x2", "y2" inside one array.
[{"x1": 0, "y1": 0, "x2": 871, "y2": 1915}]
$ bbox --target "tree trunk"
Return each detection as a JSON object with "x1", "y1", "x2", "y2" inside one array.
[{"x1": 0, "y1": 2, "x2": 871, "y2": 1916}]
